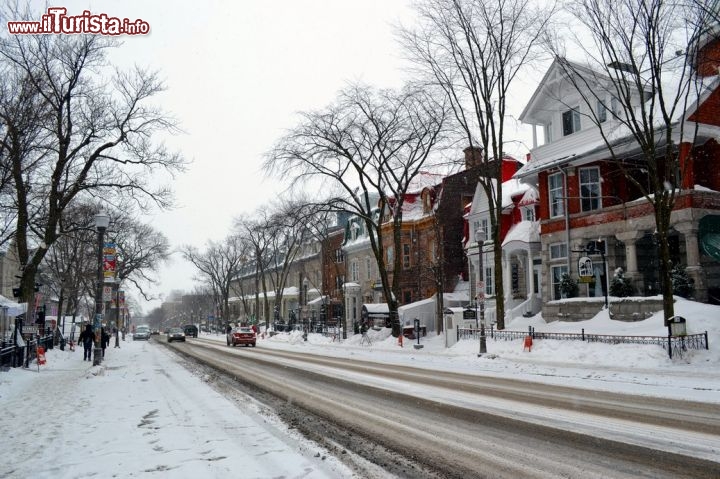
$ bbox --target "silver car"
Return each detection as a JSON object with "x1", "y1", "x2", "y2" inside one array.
[
  {"x1": 167, "y1": 327, "x2": 186, "y2": 343},
  {"x1": 133, "y1": 327, "x2": 151, "y2": 341}
]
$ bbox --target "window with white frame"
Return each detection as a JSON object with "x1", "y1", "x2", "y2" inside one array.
[
  {"x1": 350, "y1": 260, "x2": 359, "y2": 282},
  {"x1": 579, "y1": 167, "x2": 602, "y2": 212},
  {"x1": 550, "y1": 242, "x2": 568, "y2": 260},
  {"x1": 403, "y1": 243, "x2": 411, "y2": 269},
  {"x1": 365, "y1": 257, "x2": 372, "y2": 280},
  {"x1": 548, "y1": 173, "x2": 564, "y2": 218},
  {"x1": 522, "y1": 207, "x2": 535, "y2": 221},
  {"x1": 562, "y1": 108, "x2": 581, "y2": 136},
  {"x1": 484, "y1": 266, "x2": 493, "y2": 296},
  {"x1": 551, "y1": 265, "x2": 569, "y2": 300}
]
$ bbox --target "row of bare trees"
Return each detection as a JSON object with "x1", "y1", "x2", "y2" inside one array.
[
  {"x1": 0, "y1": 3, "x2": 183, "y2": 325},
  {"x1": 185, "y1": 0, "x2": 718, "y2": 332}
]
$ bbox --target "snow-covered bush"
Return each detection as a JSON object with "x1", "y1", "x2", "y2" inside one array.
[
  {"x1": 610, "y1": 267, "x2": 634, "y2": 297},
  {"x1": 559, "y1": 273, "x2": 579, "y2": 298},
  {"x1": 671, "y1": 263, "x2": 694, "y2": 298}
]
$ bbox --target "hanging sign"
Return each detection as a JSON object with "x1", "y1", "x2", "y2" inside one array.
[{"x1": 578, "y1": 256, "x2": 594, "y2": 283}]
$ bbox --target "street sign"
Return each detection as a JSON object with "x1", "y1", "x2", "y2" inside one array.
[
  {"x1": 103, "y1": 286, "x2": 112, "y2": 302},
  {"x1": 22, "y1": 326, "x2": 37, "y2": 334}
]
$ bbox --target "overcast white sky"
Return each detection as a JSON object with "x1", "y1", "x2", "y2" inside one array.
[
  {"x1": 48, "y1": 0, "x2": 415, "y2": 312},
  {"x1": 50, "y1": 1, "x2": 539, "y2": 314}
]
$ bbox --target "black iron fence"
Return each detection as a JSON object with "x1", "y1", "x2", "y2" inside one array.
[
  {"x1": 458, "y1": 326, "x2": 709, "y2": 359},
  {"x1": 0, "y1": 334, "x2": 55, "y2": 369}
]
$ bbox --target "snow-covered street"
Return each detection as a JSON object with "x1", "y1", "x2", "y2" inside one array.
[
  {"x1": 0, "y1": 339, "x2": 356, "y2": 479},
  {"x1": 2, "y1": 296, "x2": 719, "y2": 478}
]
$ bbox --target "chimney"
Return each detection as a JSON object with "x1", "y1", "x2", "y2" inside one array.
[{"x1": 463, "y1": 146, "x2": 483, "y2": 169}]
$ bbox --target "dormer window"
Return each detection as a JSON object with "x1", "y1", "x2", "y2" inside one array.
[
  {"x1": 523, "y1": 208, "x2": 535, "y2": 221},
  {"x1": 562, "y1": 108, "x2": 581, "y2": 136}
]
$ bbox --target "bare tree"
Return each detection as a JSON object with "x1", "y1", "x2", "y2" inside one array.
[
  {"x1": 266, "y1": 84, "x2": 449, "y2": 336},
  {"x1": 110, "y1": 211, "x2": 171, "y2": 301},
  {"x1": 0, "y1": 6, "x2": 186, "y2": 314},
  {"x1": 400, "y1": 0, "x2": 556, "y2": 329},
  {"x1": 236, "y1": 211, "x2": 276, "y2": 329},
  {"x1": 181, "y1": 234, "x2": 245, "y2": 326},
  {"x1": 548, "y1": 0, "x2": 714, "y2": 323}
]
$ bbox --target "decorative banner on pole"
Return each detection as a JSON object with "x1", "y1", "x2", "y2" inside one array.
[{"x1": 103, "y1": 242, "x2": 116, "y2": 280}]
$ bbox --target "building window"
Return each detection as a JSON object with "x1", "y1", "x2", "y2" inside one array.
[
  {"x1": 597, "y1": 100, "x2": 607, "y2": 123},
  {"x1": 335, "y1": 249, "x2": 344, "y2": 263},
  {"x1": 403, "y1": 290, "x2": 412, "y2": 304},
  {"x1": 523, "y1": 208, "x2": 535, "y2": 221},
  {"x1": 387, "y1": 246, "x2": 394, "y2": 265},
  {"x1": 429, "y1": 240, "x2": 437, "y2": 261},
  {"x1": 350, "y1": 260, "x2": 359, "y2": 282},
  {"x1": 548, "y1": 173, "x2": 564, "y2": 218},
  {"x1": 580, "y1": 167, "x2": 602, "y2": 212},
  {"x1": 551, "y1": 265, "x2": 569, "y2": 300},
  {"x1": 403, "y1": 244, "x2": 411, "y2": 269},
  {"x1": 550, "y1": 243, "x2": 567, "y2": 260},
  {"x1": 484, "y1": 267, "x2": 493, "y2": 296},
  {"x1": 562, "y1": 108, "x2": 581, "y2": 136},
  {"x1": 365, "y1": 257, "x2": 372, "y2": 280}
]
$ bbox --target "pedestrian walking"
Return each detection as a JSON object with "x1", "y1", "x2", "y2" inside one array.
[
  {"x1": 101, "y1": 327, "x2": 110, "y2": 358},
  {"x1": 78, "y1": 324, "x2": 94, "y2": 361}
]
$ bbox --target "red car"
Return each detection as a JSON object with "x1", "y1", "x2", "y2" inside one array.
[{"x1": 227, "y1": 327, "x2": 256, "y2": 347}]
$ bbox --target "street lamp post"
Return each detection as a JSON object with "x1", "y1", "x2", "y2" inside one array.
[
  {"x1": 93, "y1": 212, "x2": 110, "y2": 366},
  {"x1": 475, "y1": 228, "x2": 487, "y2": 357}
]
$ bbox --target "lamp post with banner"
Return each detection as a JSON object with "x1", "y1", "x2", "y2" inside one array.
[
  {"x1": 93, "y1": 212, "x2": 110, "y2": 366},
  {"x1": 475, "y1": 227, "x2": 487, "y2": 356}
]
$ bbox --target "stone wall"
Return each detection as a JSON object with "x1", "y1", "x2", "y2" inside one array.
[{"x1": 542, "y1": 297, "x2": 665, "y2": 322}]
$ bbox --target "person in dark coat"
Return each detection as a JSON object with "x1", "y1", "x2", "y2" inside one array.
[
  {"x1": 78, "y1": 324, "x2": 94, "y2": 361},
  {"x1": 101, "y1": 327, "x2": 110, "y2": 358}
]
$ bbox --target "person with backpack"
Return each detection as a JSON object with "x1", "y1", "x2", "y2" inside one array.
[{"x1": 78, "y1": 324, "x2": 94, "y2": 361}]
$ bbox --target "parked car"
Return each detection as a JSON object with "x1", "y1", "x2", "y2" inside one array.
[
  {"x1": 183, "y1": 325, "x2": 198, "y2": 338},
  {"x1": 151, "y1": 329, "x2": 160, "y2": 335},
  {"x1": 166, "y1": 327, "x2": 185, "y2": 343},
  {"x1": 227, "y1": 327, "x2": 256, "y2": 347},
  {"x1": 134, "y1": 326, "x2": 151, "y2": 341}
]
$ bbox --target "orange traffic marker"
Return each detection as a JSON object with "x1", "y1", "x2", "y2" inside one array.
[{"x1": 37, "y1": 346, "x2": 47, "y2": 365}]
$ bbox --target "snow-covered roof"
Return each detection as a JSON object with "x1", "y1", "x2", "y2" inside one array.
[
  {"x1": 502, "y1": 220, "x2": 541, "y2": 248},
  {"x1": 362, "y1": 303, "x2": 389, "y2": 314},
  {"x1": 501, "y1": 179, "x2": 533, "y2": 209},
  {"x1": 407, "y1": 171, "x2": 444, "y2": 192},
  {"x1": 0, "y1": 294, "x2": 24, "y2": 316},
  {"x1": 515, "y1": 55, "x2": 720, "y2": 180}
]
